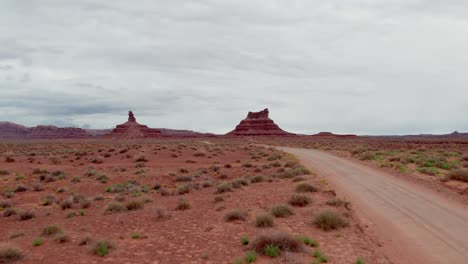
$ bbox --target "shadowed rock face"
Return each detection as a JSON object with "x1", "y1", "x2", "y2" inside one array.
[
  {"x1": 107, "y1": 111, "x2": 161, "y2": 139},
  {"x1": 227, "y1": 108, "x2": 294, "y2": 136}
]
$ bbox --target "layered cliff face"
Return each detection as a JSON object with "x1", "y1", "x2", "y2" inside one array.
[
  {"x1": 227, "y1": 108, "x2": 294, "y2": 136},
  {"x1": 0, "y1": 122, "x2": 90, "y2": 139},
  {"x1": 107, "y1": 111, "x2": 162, "y2": 139}
]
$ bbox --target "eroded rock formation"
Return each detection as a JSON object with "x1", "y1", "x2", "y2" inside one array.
[
  {"x1": 227, "y1": 108, "x2": 294, "y2": 136},
  {"x1": 107, "y1": 111, "x2": 162, "y2": 139}
]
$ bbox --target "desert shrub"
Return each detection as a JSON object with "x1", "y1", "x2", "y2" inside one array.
[
  {"x1": 201, "y1": 181, "x2": 213, "y2": 188},
  {"x1": 360, "y1": 152, "x2": 375, "y2": 161},
  {"x1": 33, "y1": 238, "x2": 43, "y2": 246},
  {"x1": 264, "y1": 244, "x2": 280, "y2": 257},
  {"x1": 104, "y1": 202, "x2": 127, "y2": 214},
  {"x1": 224, "y1": 210, "x2": 247, "y2": 222},
  {"x1": 41, "y1": 195, "x2": 55, "y2": 206},
  {"x1": 175, "y1": 199, "x2": 191, "y2": 210},
  {"x1": 288, "y1": 194, "x2": 311, "y2": 207},
  {"x1": 241, "y1": 236, "x2": 250, "y2": 245},
  {"x1": 0, "y1": 170, "x2": 10, "y2": 175},
  {"x1": 59, "y1": 198, "x2": 72, "y2": 210},
  {"x1": 92, "y1": 240, "x2": 114, "y2": 257},
  {"x1": 298, "y1": 235, "x2": 319, "y2": 247},
  {"x1": 446, "y1": 169, "x2": 468, "y2": 182},
  {"x1": 14, "y1": 185, "x2": 27, "y2": 193},
  {"x1": 18, "y1": 210, "x2": 35, "y2": 220},
  {"x1": 255, "y1": 213, "x2": 274, "y2": 228},
  {"x1": 90, "y1": 157, "x2": 104, "y2": 164},
  {"x1": 417, "y1": 167, "x2": 439, "y2": 176},
  {"x1": 295, "y1": 183, "x2": 317, "y2": 193},
  {"x1": 54, "y1": 233, "x2": 70, "y2": 243},
  {"x1": 270, "y1": 204, "x2": 294, "y2": 218},
  {"x1": 125, "y1": 200, "x2": 143, "y2": 211},
  {"x1": 80, "y1": 199, "x2": 91, "y2": 209},
  {"x1": 0, "y1": 244, "x2": 23, "y2": 263},
  {"x1": 250, "y1": 175, "x2": 264, "y2": 183},
  {"x1": 0, "y1": 200, "x2": 11, "y2": 209},
  {"x1": 355, "y1": 257, "x2": 365, "y2": 264},
  {"x1": 244, "y1": 251, "x2": 257, "y2": 263},
  {"x1": 326, "y1": 198, "x2": 350, "y2": 208},
  {"x1": 175, "y1": 184, "x2": 192, "y2": 195},
  {"x1": 42, "y1": 225, "x2": 62, "y2": 236},
  {"x1": 214, "y1": 182, "x2": 232, "y2": 194},
  {"x1": 313, "y1": 250, "x2": 329, "y2": 262},
  {"x1": 3, "y1": 191, "x2": 14, "y2": 199},
  {"x1": 224, "y1": 163, "x2": 232, "y2": 168},
  {"x1": 193, "y1": 152, "x2": 206, "y2": 157},
  {"x1": 134, "y1": 155, "x2": 147, "y2": 162},
  {"x1": 32, "y1": 183, "x2": 44, "y2": 191},
  {"x1": 251, "y1": 231, "x2": 302, "y2": 255},
  {"x1": 313, "y1": 210, "x2": 348, "y2": 231},
  {"x1": 5, "y1": 157, "x2": 15, "y2": 163},
  {"x1": 2, "y1": 208, "x2": 16, "y2": 217},
  {"x1": 175, "y1": 175, "x2": 192, "y2": 182},
  {"x1": 213, "y1": 195, "x2": 224, "y2": 203},
  {"x1": 154, "y1": 207, "x2": 170, "y2": 220}
]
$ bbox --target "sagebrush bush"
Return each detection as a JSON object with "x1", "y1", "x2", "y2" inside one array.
[
  {"x1": 313, "y1": 210, "x2": 348, "y2": 231},
  {"x1": 104, "y1": 202, "x2": 127, "y2": 214},
  {"x1": 18, "y1": 210, "x2": 35, "y2": 220},
  {"x1": 42, "y1": 225, "x2": 63, "y2": 236},
  {"x1": 125, "y1": 200, "x2": 143, "y2": 211},
  {"x1": 224, "y1": 210, "x2": 247, "y2": 222},
  {"x1": 270, "y1": 204, "x2": 294, "y2": 218},
  {"x1": 446, "y1": 169, "x2": 468, "y2": 182},
  {"x1": 0, "y1": 244, "x2": 23, "y2": 263},
  {"x1": 295, "y1": 183, "x2": 317, "y2": 193},
  {"x1": 255, "y1": 213, "x2": 274, "y2": 228},
  {"x1": 251, "y1": 231, "x2": 302, "y2": 255},
  {"x1": 175, "y1": 199, "x2": 191, "y2": 210},
  {"x1": 288, "y1": 194, "x2": 311, "y2": 207}
]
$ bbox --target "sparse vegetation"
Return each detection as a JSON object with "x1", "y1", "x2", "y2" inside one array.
[
  {"x1": 313, "y1": 210, "x2": 348, "y2": 231},
  {"x1": 255, "y1": 213, "x2": 274, "y2": 228},
  {"x1": 295, "y1": 183, "x2": 317, "y2": 193},
  {"x1": 0, "y1": 244, "x2": 23, "y2": 263},
  {"x1": 288, "y1": 194, "x2": 311, "y2": 207},
  {"x1": 224, "y1": 210, "x2": 247, "y2": 222},
  {"x1": 270, "y1": 204, "x2": 294, "y2": 218},
  {"x1": 175, "y1": 199, "x2": 191, "y2": 210}
]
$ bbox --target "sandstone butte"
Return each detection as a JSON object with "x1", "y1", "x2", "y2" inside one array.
[
  {"x1": 106, "y1": 111, "x2": 162, "y2": 139},
  {"x1": 226, "y1": 108, "x2": 295, "y2": 136}
]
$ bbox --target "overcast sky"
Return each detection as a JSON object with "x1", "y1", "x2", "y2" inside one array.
[{"x1": 0, "y1": 0, "x2": 467, "y2": 135}]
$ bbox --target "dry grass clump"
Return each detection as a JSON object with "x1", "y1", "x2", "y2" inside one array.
[
  {"x1": 0, "y1": 200, "x2": 12, "y2": 209},
  {"x1": 91, "y1": 239, "x2": 114, "y2": 257},
  {"x1": 295, "y1": 183, "x2": 317, "y2": 193},
  {"x1": 270, "y1": 204, "x2": 294, "y2": 218},
  {"x1": 255, "y1": 213, "x2": 274, "y2": 228},
  {"x1": 313, "y1": 210, "x2": 349, "y2": 231},
  {"x1": 104, "y1": 202, "x2": 127, "y2": 214},
  {"x1": 2, "y1": 208, "x2": 17, "y2": 218},
  {"x1": 288, "y1": 194, "x2": 311, "y2": 207},
  {"x1": 42, "y1": 225, "x2": 63, "y2": 236},
  {"x1": 18, "y1": 210, "x2": 35, "y2": 221},
  {"x1": 0, "y1": 243, "x2": 24, "y2": 263},
  {"x1": 224, "y1": 210, "x2": 247, "y2": 222},
  {"x1": 175, "y1": 199, "x2": 191, "y2": 210},
  {"x1": 125, "y1": 200, "x2": 144, "y2": 211},
  {"x1": 154, "y1": 207, "x2": 171, "y2": 220},
  {"x1": 214, "y1": 182, "x2": 233, "y2": 194},
  {"x1": 445, "y1": 169, "x2": 468, "y2": 182},
  {"x1": 251, "y1": 231, "x2": 302, "y2": 255}
]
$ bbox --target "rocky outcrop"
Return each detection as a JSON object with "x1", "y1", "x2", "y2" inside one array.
[
  {"x1": 0, "y1": 122, "x2": 90, "y2": 139},
  {"x1": 106, "y1": 111, "x2": 162, "y2": 139},
  {"x1": 227, "y1": 108, "x2": 294, "y2": 136}
]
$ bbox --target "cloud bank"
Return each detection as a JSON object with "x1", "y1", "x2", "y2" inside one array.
[{"x1": 1, "y1": 0, "x2": 467, "y2": 135}]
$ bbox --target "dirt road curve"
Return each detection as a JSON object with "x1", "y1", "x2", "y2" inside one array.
[{"x1": 279, "y1": 147, "x2": 468, "y2": 264}]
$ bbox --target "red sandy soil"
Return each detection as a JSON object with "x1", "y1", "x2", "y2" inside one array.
[{"x1": 0, "y1": 139, "x2": 387, "y2": 264}]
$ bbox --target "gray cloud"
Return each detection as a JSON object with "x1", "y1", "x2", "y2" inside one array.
[{"x1": 0, "y1": 0, "x2": 467, "y2": 134}]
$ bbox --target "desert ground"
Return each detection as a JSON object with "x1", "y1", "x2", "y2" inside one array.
[{"x1": 1, "y1": 137, "x2": 467, "y2": 264}]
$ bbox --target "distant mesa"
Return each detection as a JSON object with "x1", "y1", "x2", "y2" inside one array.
[
  {"x1": 0, "y1": 122, "x2": 90, "y2": 139},
  {"x1": 106, "y1": 111, "x2": 162, "y2": 139},
  {"x1": 311, "y1": 132, "x2": 357, "y2": 138},
  {"x1": 226, "y1": 108, "x2": 294, "y2": 136}
]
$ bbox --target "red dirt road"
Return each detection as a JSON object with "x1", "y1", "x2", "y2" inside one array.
[{"x1": 279, "y1": 147, "x2": 468, "y2": 264}]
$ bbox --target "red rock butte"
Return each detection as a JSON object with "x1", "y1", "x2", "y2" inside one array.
[
  {"x1": 107, "y1": 111, "x2": 162, "y2": 139},
  {"x1": 227, "y1": 108, "x2": 294, "y2": 136}
]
